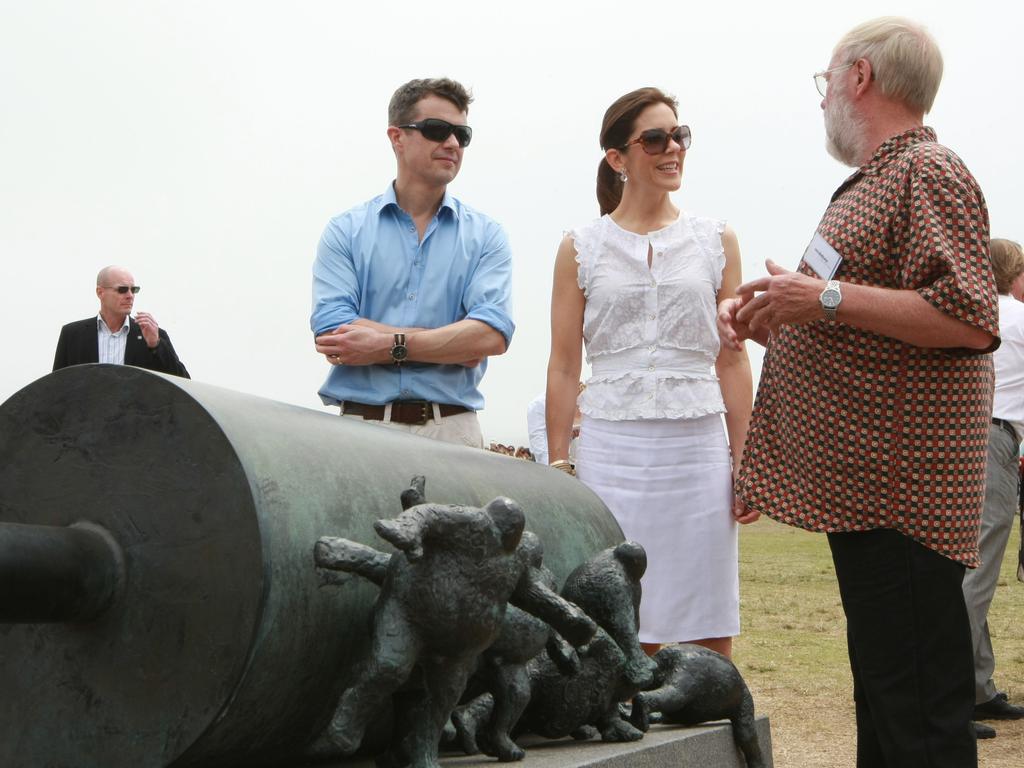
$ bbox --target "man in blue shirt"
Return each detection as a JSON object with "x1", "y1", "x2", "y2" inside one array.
[{"x1": 311, "y1": 78, "x2": 513, "y2": 447}]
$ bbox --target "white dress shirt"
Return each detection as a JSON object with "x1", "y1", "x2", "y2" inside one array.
[
  {"x1": 526, "y1": 393, "x2": 548, "y2": 466},
  {"x1": 97, "y1": 314, "x2": 130, "y2": 365},
  {"x1": 993, "y1": 293, "x2": 1024, "y2": 440}
]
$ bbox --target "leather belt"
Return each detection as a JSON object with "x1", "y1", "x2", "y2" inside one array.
[
  {"x1": 342, "y1": 400, "x2": 470, "y2": 425},
  {"x1": 992, "y1": 417, "x2": 1019, "y2": 445}
]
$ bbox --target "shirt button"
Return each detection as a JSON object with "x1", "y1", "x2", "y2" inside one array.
[
  {"x1": 656, "y1": 250, "x2": 663, "y2": 257},
  {"x1": 649, "y1": 365, "x2": 655, "y2": 371},
  {"x1": 650, "y1": 279, "x2": 657, "y2": 286},
  {"x1": 409, "y1": 226, "x2": 415, "y2": 232},
  {"x1": 649, "y1": 314, "x2": 656, "y2": 320},
  {"x1": 408, "y1": 293, "x2": 415, "y2": 300},
  {"x1": 649, "y1": 346, "x2": 656, "y2": 352},
  {"x1": 414, "y1": 260, "x2": 422, "y2": 267}
]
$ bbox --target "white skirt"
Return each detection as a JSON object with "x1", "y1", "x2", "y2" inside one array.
[{"x1": 576, "y1": 414, "x2": 739, "y2": 643}]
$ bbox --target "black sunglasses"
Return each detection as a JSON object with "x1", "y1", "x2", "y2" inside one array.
[
  {"x1": 620, "y1": 125, "x2": 692, "y2": 155},
  {"x1": 106, "y1": 285, "x2": 141, "y2": 295},
  {"x1": 398, "y1": 118, "x2": 473, "y2": 148}
]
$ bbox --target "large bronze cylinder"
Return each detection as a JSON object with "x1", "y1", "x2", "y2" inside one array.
[{"x1": 0, "y1": 365, "x2": 623, "y2": 768}]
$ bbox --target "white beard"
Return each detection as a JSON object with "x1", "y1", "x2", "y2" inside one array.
[{"x1": 824, "y1": 83, "x2": 867, "y2": 167}]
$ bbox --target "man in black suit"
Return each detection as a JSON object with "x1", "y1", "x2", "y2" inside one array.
[{"x1": 53, "y1": 266, "x2": 190, "y2": 378}]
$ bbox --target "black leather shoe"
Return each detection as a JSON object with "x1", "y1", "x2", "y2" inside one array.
[
  {"x1": 973, "y1": 721, "x2": 996, "y2": 739},
  {"x1": 974, "y1": 692, "x2": 1024, "y2": 720}
]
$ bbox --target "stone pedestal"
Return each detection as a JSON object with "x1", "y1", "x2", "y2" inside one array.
[{"x1": 332, "y1": 716, "x2": 773, "y2": 768}]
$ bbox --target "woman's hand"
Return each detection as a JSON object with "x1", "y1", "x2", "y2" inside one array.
[{"x1": 732, "y1": 498, "x2": 760, "y2": 525}]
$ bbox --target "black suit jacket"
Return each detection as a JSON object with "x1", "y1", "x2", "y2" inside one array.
[{"x1": 52, "y1": 317, "x2": 190, "y2": 378}]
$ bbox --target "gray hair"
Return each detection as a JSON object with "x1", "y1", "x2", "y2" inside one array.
[
  {"x1": 834, "y1": 17, "x2": 943, "y2": 114},
  {"x1": 387, "y1": 78, "x2": 473, "y2": 126}
]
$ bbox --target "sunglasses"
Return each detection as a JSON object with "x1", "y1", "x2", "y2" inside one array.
[
  {"x1": 106, "y1": 285, "x2": 141, "y2": 295},
  {"x1": 620, "y1": 125, "x2": 692, "y2": 155},
  {"x1": 398, "y1": 118, "x2": 473, "y2": 148}
]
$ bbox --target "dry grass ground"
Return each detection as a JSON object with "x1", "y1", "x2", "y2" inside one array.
[{"x1": 734, "y1": 518, "x2": 1024, "y2": 767}]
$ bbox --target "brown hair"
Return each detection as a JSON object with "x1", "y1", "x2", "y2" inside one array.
[
  {"x1": 990, "y1": 238, "x2": 1024, "y2": 295},
  {"x1": 388, "y1": 78, "x2": 473, "y2": 127},
  {"x1": 597, "y1": 88, "x2": 678, "y2": 215}
]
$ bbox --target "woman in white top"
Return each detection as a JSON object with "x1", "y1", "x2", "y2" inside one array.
[{"x1": 546, "y1": 87, "x2": 756, "y2": 658}]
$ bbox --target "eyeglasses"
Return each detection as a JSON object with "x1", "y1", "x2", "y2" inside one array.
[
  {"x1": 398, "y1": 118, "x2": 473, "y2": 148},
  {"x1": 814, "y1": 63, "x2": 855, "y2": 97},
  {"x1": 619, "y1": 125, "x2": 691, "y2": 155},
  {"x1": 104, "y1": 285, "x2": 141, "y2": 295}
]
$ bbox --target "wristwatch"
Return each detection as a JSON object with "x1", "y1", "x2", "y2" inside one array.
[
  {"x1": 390, "y1": 333, "x2": 409, "y2": 365},
  {"x1": 819, "y1": 280, "x2": 842, "y2": 321}
]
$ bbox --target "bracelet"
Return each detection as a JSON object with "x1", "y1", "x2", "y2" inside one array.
[{"x1": 550, "y1": 459, "x2": 576, "y2": 477}]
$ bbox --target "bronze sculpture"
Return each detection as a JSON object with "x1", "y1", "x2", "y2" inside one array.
[
  {"x1": 453, "y1": 541, "x2": 658, "y2": 752},
  {"x1": 630, "y1": 644, "x2": 767, "y2": 768},
  {"x1": 450, "y1": 530, "x2": 582, "y2": 762},
  {"x1": 312, "y1": 477, "x2": 597, "y2": 768}
]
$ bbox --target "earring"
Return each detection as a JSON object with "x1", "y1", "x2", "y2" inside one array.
[{"x1": 619, "y1": 169, "x2": 627, "y2": 183}]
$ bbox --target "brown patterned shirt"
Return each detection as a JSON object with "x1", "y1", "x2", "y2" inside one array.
[{"x1": 736, "y1": 127, "x2": 997, "y2": 566}]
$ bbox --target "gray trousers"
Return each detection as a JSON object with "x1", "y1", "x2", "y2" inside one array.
[{"x1": 961, "y1": 422, "x2": 1019, "y2": 704}]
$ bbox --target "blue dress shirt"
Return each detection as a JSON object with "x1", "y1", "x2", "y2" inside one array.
[{"x1": 311, "y1": 184, "x2": 514, "y2": 410}]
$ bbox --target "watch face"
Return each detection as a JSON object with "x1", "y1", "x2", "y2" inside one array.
[
  {"x1": 822, "y1": 289, "x2": 841, "y2": 308},
  {"x1": 391, "y1": 344, "x2": 408, "y2": 362}
]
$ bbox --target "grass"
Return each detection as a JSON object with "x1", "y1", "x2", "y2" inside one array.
[{"x1": 733, "y1": 518, "x2": 1024, "y2": 767}]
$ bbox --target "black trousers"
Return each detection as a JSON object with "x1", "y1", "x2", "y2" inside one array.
[{"x1": 827, "y1": 529, "x2": 977, "y2": 768}]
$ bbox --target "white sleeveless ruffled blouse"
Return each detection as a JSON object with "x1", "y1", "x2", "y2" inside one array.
[{"x1": 572, "y1": 212, "x2": 727, "y2": 421}]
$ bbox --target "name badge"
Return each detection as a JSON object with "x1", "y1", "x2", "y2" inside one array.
[{"x1": 802, "y1": 232, "x2": 843, "y2": 280}]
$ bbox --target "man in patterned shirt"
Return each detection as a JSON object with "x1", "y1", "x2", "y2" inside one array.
[{"x1": 719, "y1": 17, "x2": 998, "y2": 768}]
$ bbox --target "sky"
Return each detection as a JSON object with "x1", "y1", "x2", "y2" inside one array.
[{"x1": 2, "y1": 1, "x2": 1022, "y2": 446}]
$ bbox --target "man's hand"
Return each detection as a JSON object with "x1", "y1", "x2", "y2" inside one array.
[
  {"x1": 734, "y1": 259, "x2": 826, "y2": 336},
  {"x1": 315, "y1": 324, "x2": 390, "y2": 366},
  {"x1": 135, "y1": 312, "x2": 161, "y2": 348}
]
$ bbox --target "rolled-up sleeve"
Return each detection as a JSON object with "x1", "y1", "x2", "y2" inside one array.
[
  {"x1": 462, "y1": 221, "x2": 515, "y2": 348},
  {"x1": 311, "y1": 217, "x2": 361, "y2": 336}
]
